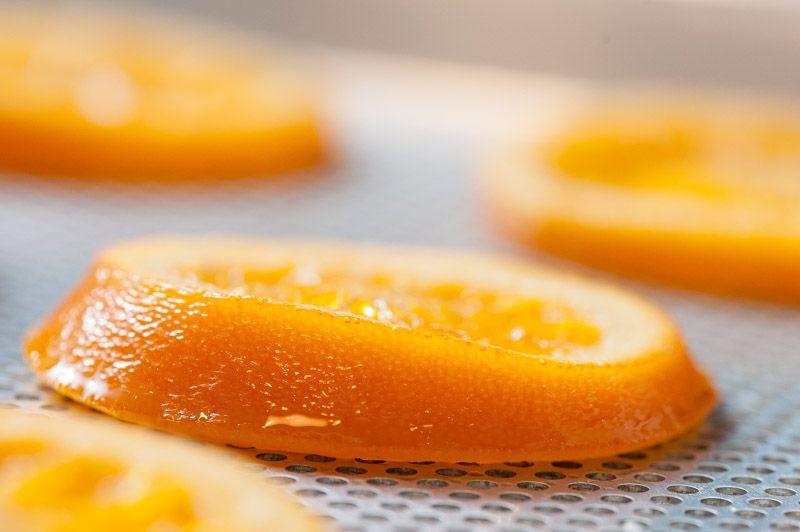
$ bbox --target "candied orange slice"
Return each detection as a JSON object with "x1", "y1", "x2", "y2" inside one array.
[
  {"x1": 0, "y1": 4, "x2": 324, "y2": 179},
  {"x1": 485, "y1": 94, "x2": 800, "y2": 300},
  {"x1": 0, "y1": 411, "x2": 319, "y2": 531},
  {"x1": 24, "y1": 237, "x2": 716, "y2": 462}
]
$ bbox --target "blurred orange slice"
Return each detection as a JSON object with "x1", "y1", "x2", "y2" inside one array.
[
  {"x1": 0, "y1": 4, "x2": 325, "y2": 179},
  {"x1": 25, "y1": 236, "x2": 716, "y2": 462},
  {"x1": 485, "y1": 93, "x2": 800, "y2": 300},
  {"x1": 0, "y1": 411, "x2": 319, "y2": 531}
]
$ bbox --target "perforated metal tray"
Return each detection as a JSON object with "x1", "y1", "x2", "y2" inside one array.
[{"x1": 2, "y1": 54, "x2": 800, "y2": 532}]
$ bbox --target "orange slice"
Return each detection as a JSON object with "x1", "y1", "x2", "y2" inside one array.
[
  {"x1": 0, "y1": 4, "x2": 325, "y2": 179},
  {"x1": 24, "y1": 237, "x2": 716, "y2": 462},
  {"x1": 484, "y1": 93, "x2": 800, "y2": 300},
  {"x1": 0, "y1": 411, "x2": 319, "y2": 531}
]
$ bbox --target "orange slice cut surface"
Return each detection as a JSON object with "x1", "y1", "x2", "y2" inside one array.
[
  {"x1": 25, "y1": 237, "x2": 716, "y2": 462},
  {"x1": 0, "y1": 411, "x2": 319, "y2": 531},
  {"x1": 0, "y1": 4, "x2": 325, "y2": 179},
  {"x1": 485, "y1": 94, "x2": 800, "y2": 300}
]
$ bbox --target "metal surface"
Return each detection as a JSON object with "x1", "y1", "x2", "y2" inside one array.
[{"x1": 2, "y1": 60, "x2": 800, "y2": 531}]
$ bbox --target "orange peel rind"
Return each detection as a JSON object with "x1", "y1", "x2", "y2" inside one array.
[{"x1": 25, "y1": 236, "x2": 716, "y2": 462}]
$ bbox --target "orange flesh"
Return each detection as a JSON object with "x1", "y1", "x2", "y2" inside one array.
[
  {"x1": 552, "y1": 120, "x2": 708, "y2": 188},
  {"x1": 25, "y1": 238, "x2": 716, "y2": 462},
  {"x1": 549, "y1": 116, "x2": 800, "y2": 199},
  {"x1": 7, "y1": 451, "x2": 197, "y2": 531},
  {"x1": 0, "y1": 6, "x2": 325, "y2": 179},
  {"x1": 185, "y1": 265, "x2": 602, "y2": 355}
]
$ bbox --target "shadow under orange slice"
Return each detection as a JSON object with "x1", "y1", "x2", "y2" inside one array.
[
  {"x1": 0, "y1": 411, "x2": 319, "y2": 531},
  {"x1": 25, "y1": 237, "x2": 716, "y2": 462},
  {"x1": 0, "y1": 4, "x2": 325, "y2": 180},
  {"x1": 484, "y1": 93, "x2": 800, "y2": 301}
]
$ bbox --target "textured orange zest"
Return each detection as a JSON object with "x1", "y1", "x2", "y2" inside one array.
[
  {"x1": 0, "y1": 412, "x2": 319, "y2": 531},
  {"x1": 0, "y1": 4, "x2": 325, "y2": 179},
  {"x1": 25, "y1": 237, "x2": 717, "y2": 462},
  {"x1": 484, "y1": 95, "x2": 800, "y2": 301}
]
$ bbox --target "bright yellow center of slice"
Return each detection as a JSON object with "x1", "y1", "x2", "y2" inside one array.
[
  {"x1": 1, "y1": 440, "x2": 196, "y2": 531},
  {"x1": 548, "y1": 114, "x2": 800, "y2": 199}
]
